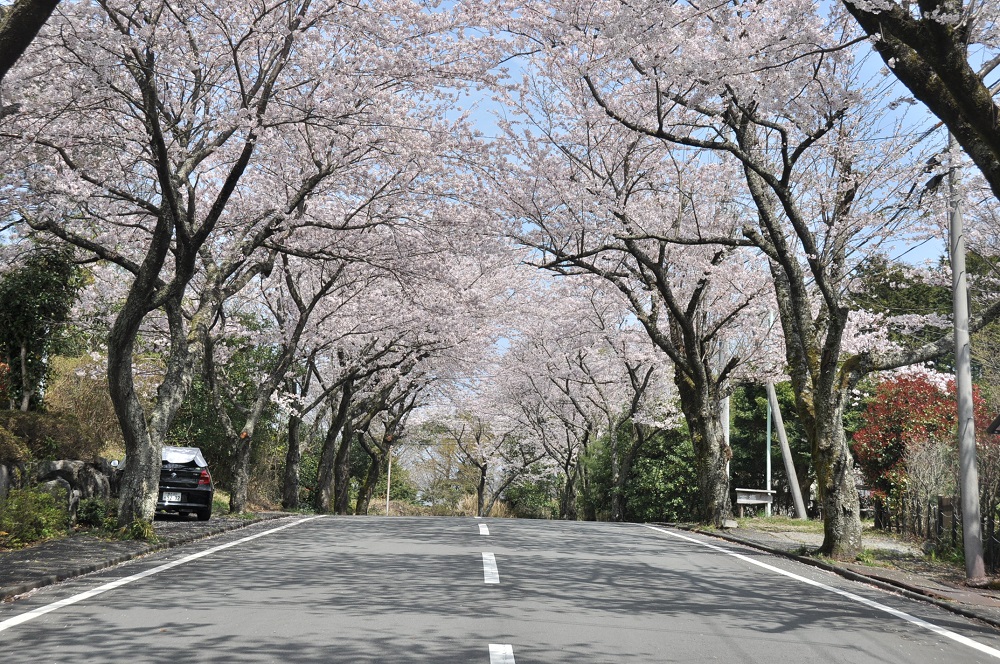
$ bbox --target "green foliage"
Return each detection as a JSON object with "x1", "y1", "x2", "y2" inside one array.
[
  {"x1": 0, "y1": 423, "x2": 29, "y2": 463},
  {"x1": 729, "y1": 383, "x2": 811, "y2": 513},
  {"x1": 0, "y1": 249, "x2": 84, "y2": 410},
  {"x1": 504, "y1": 469, "x2": 559, "y2": 519},
  {"x1": 76, "y1": 497, "x2": 117, "y2": 530},
  {"x1": 0, "y1": 487, "x2": 69, "y2": 546},
  {"x1": 167, "y1": 376, "x2": 235, "y2": 487},
  {"x1": 373, "y1": 456, "x2": 419, "y2": 502},
  {"x1": 622, "y1": 426, "x2": 700, "y2": 522},
  {"x1": 297, "y1": 436, "x2": 321, "y2": 506},
  {"x1": 212, "y1": 493, "x2": 230, "y2": 515},
  {"x1": 167, "y1": 338, "x2": 283, "y2": 498},
  {"x1": 0, "y1": 410, "x2": 102, "y2": 461}
]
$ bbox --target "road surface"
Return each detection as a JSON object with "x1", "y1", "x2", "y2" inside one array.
[{"x1": 2, "y1": 516, "x2": 1000, "y2": 662}]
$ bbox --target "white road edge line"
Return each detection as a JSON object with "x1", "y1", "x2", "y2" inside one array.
[
  {"x1": 489, "y1": 643, "x2": 515, "y2": 663},
  {"x1": 0, "y1": 516, "x2": 323, "y2": 635},
  {"x1": 479, "y1": 524, "x2": 490, "y2": 536},
  {"x1": 482, "y1": 552, "x2": 500, "y2": 584},
  {"x1": 642, "y1": 524, "x2": 1000, "y2": 660}
]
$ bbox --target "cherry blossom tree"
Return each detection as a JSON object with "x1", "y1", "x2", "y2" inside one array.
[
  {"x1": 435, "y1": 412, "x2": 543, "y2": 517},
  {"x1": 0, "y1": 0, "x2": 484, "y2": 526},
  {"x1": 494, "y1": 98, "x2": 781, "y2": 524},
  {"x1": 507, "y1": 0, "x2": 985, "y2": 556},
  {"x1": 478, "y1": 278, "x2": 677, "y2": 520}
]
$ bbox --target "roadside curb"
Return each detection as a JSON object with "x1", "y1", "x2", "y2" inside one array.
[
  {"x1": 0, "y1": 513, "x2": 293, "y2": 602},
  {"x1": 668, "y1": 524, "x2": 1000, "y2": 632}
]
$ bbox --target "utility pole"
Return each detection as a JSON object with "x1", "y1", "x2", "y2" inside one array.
[
  {"x1": 949, "y1": 132, "x2": 986, "y2": 584},
  {"x1": 766, "y1": 383, "x2": 807, "y2": 519},
  {"x1": 765, "y1": 311, "x2": 774, "y2": 517},
  {"x1": 765, "y1": 390, "x2": 773, "y2": 517}
]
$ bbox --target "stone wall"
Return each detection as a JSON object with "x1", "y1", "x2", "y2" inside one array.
[{"x1": 0, "y1": 460, "x2": 114, "y2": 522}]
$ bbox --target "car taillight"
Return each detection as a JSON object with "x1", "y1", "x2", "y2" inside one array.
[{"x1": 198, "y1": 470, "x2": 211, "y2": 486}]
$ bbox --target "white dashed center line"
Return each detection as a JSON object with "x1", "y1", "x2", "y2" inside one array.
[
  {"x1": 482, "y1": 552, "x2": 500, "y2": 584},
  {"x1": 479, "y1": 523, "x2": 490, "y2": 536}
]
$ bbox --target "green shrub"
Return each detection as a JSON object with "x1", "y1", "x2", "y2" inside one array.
[
  {"x1": 117, "y1": 519, "x2": 155, "y2": 542},
  {"x1": 0, "y1": 487, "x2": 70, "y2": 546},
  {"x1": 0, "y1": 411, "x2": 103, "y2": 461},
  {"x1": 0, "y1": 424, "x2": 29, "y2": 463},
  {"x1": 77, "y1": 497, "x2": 117, "y2": 530}
]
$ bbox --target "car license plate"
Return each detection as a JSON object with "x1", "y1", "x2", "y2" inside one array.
[{"x1": 162, "y1": 492, "x2": 182, "y2": 503}]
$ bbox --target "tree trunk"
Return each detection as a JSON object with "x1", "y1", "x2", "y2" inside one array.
[
  {"x1": 561, "y1": 462, "x2": 578, "y2": 520},
  {"x1": 282, "y1": 413, "x2": 302, "y2": 510},
  {"x1": 611, "y1": 425, "x2": 646, "y2": 522},
  {"x1": 314, "y1": 419, "x2": 339, "y2": 514},
  {"x1": 113, "y1": 298, "x2": 197, "y2": 527},
  {"x1": 476, "y1": 463, "x2": 487, "y2": 517},
  {"x1": 0, "y1": 0, "x2": 61, "y2": 85},
  {"x1": 18, "y1": 342, "x2": 31, "y2": 412},
  {"x1": 610, "y1": 427, "x2": 623, "y2": 522},
  {"x1": 229, "y1": 430, "x2": 253, "y2": 513},
  {"x1": 674, "y1": 367, "x2": 731, "y2": 526},
  {"x1": 315, "y1": 382, "x2": 353, "y2": 514},
  {"x1": 355, "y1": 450, "x2": 380, "y2": 515},
  {"x1": 811, "y1": 391, "x2": 862, "y2": 559},
  {"x1": 333, "y1": 420, "x2": 354, "y2": 515}
]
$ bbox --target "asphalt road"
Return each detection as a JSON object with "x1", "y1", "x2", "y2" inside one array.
[{"x1": 3, "y1": 516, "x2": 1000, "y2": 663}]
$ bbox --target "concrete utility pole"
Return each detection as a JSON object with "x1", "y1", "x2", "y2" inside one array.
[
  {"x1": 765, "y1": 311, "x2": 774, "y2": 517},
  {"x1": 766, "y1": 383, "x2": 807, "y2": 519},
  {"x1": 765, "y1": 393, "x2": 773, "y2": 517},
  {"x1": 949, "y1": 132, "x2": 986, "y2": 584}
]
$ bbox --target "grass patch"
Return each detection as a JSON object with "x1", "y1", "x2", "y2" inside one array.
[
  {"x1": 853, "y1": 548, "x2": 894, "y2": 567},
  {"x1": 210, "y1": 490, "x2": 255, "y2": 519},
  {"x1": 116, "y1": 519, "x2": 157, "y2": 542},
  {"x1": 736, "y1": 515, "x2": 824, "y2": 534},
  {"x1": 212, "y1": 492, "x2": 230, "y2": 516}
]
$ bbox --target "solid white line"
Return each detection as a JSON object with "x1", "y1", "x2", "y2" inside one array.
[
  {"x1": 642, "y1": 524, "x2": 1000, "y2": 660},
  {"x1": 482, "y1": 552, "x2": 500, "y2": 584},
  {"x1": 479, "y1": 523, "x2": 490, "y2": 536},
  {"x1": 0, "y1": 516, "x2": 322, "y2": 635},
  {"x1": 489, "y1": 643, "x2": 515, "y2": 663}
]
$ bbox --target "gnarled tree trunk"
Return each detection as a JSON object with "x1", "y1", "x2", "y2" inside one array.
[
  {"x1": 675, "y1": 367, "x2": 731, "y2": 526},
  {"x1": 315, "y1": 381, "x2": 353, "y2": 513},
  {"x1": 333, "y1": 419, "x2": 354, "y2": 515},
  {"x1": 282, "y1": 413, "x2": 302, "y2": 510}
]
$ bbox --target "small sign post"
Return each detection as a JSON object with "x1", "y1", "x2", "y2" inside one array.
[{"x1": 734, "y1": 489, "x2": 776, "y2": 518}]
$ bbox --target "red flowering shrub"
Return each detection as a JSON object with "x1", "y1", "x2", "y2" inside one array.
[{"x1": 852, "y1": 371, "x2": 996, "y2": 501}]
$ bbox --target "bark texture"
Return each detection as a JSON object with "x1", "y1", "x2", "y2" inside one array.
[
  {"x1": 842, "y1": 0, "x2": 1000, "y2": 202},
  {"x1": 282, "y1": 413, "x2": 302, "y2": 510},
  {"x1": 0, "y1": 0, "x2": 60, "y2": 85}
]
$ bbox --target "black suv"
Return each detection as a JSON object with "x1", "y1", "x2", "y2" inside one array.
[{"x1": 157, "y1": 446, "x2": 214, "y2": 521}]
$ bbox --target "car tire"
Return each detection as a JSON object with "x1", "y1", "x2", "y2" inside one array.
[{"x1": 196, "y1": 508, "x2": 212, "y2": 521}]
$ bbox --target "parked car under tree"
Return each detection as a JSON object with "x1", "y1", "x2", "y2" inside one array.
[{"x1": 157, "y1": 446, "x2": 214, "y2": 521}]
